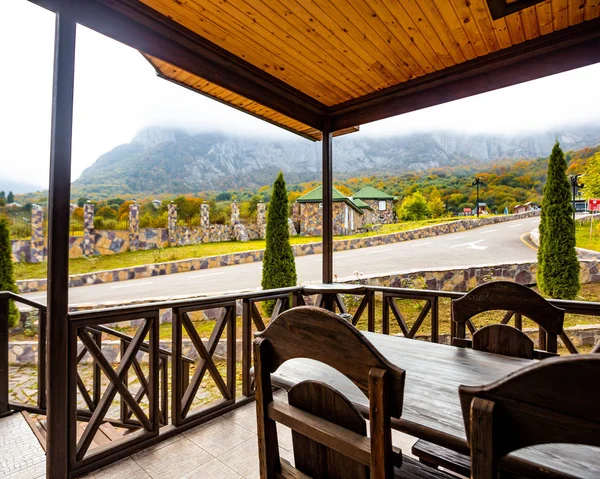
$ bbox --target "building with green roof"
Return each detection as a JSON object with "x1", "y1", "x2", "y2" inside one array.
[{"x1": 352, "y1": 186, "x2": 397, "y2": 224}]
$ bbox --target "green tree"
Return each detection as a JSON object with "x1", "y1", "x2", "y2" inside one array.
[
  {"x1": 427, "y1": 188, "x2": 445, "y2": 218},
  {"x1": 582, "y1": 151, "x2": 600, "y2": 199},
  {"x1": 261, "y1": 172, "x2": 297, "y2": 315},
  {"x1": 6, "y1": 192, "x2": 14, "y2": 204},
  {"x1": 0, "y1": 191, "x2": 4, "y2": 200},
  {"x1": 397, "y1": 191, "x2": 430, "y2": 221},
  {"x1": 0, "y1": 218, "x2": 20, "y2": 328},
  {"x1": 537, "y1": 142, "x2": 580, "y2": 299}
]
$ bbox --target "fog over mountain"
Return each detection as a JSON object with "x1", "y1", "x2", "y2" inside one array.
[{"x1": 72, "y1": 124, "x2": 600, "y2": 196}]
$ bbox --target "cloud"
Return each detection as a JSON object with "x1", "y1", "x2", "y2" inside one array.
[{"x1": 2, "y1": 0, "x2": 600, "y2": 188}]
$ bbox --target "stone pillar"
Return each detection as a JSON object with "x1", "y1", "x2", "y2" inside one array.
[
  {"x1": 83, "y1": 202, "x2": 95, "y2": 257},
  {"x1": 257, "y1": 203, "x2": 266, "y2": 238},
  {"x1": 200, "y1": 203, "x2": 210, "y2": 243},
  {"x1": 30, "y1": 204, "x2": 45, "y2": 263},
  {"x1": 231, "y1": 201, "x2": 240, "y2": 225},
  {"x1": 129, "y1": 201, "x2": 140, "y2": 252},
  {"x1": 168, "y1": 201, "x2": 177, "y2": 245}
]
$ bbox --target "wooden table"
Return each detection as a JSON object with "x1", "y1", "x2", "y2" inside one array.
[{"x1": 270, "y1": 333, "x2": 600, "y2": 478}]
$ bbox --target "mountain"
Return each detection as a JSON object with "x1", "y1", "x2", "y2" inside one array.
[
  {"x1": 73, "y1": 124, "x2": 600, "y2": 196},
  {"x1": 0, "y1": 179, "x2": 45, "y2": 195}
]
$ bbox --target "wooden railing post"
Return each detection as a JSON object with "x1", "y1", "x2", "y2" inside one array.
[
  {"x1": 368, "y1": 289, "x2": 376, "y2": 333},
  {"x1": 241, "y1": 298, "x2": 253, "y2": 397},
  {"x1": 430, "y1": 297, "x2": 439, "y2": 344},
  {"x1": 38, "y1": 309, "x2": 47, "y2": 410},
  {"x1": 0, "y1": 296, "x2": 9, "y2": 417}
]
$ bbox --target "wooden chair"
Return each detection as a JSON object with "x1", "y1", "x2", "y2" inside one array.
[
  {"x1": 413, "y1": 281, "x2": 564, "y2": 475},
  {"x1": 451, "y1": 281, "x2": 564, "y2": 357},
  {"x1": 459, "y1": 355, "x2": 600, "y2": 479},
  {"x1": 254, "y1": 306, "x2": 454, "y2": 479}
]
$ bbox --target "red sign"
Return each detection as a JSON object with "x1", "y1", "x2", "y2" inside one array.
[
  {"x1": 463, "y1": 208, "x2": 472, "y2": 213},
  {"x1": 589, "y1": 199, "x2": 600, "y2": 211}
]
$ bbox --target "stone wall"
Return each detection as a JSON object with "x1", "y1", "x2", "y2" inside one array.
[
  {"x1": 360, "y1": 199, "x2": 395, "y2": 224},
  {"x1": 299, "y1": 202, "x2": 352, "y2": 236}
]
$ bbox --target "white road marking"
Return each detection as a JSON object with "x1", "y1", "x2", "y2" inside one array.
[
  {"x1": 449, "y1": 240, "x2": 487, "y2": 250},
  {"x1": 507, "y1": 224, "x2": 523, "y2": 228},
  {"x1": 111, "y1": 281, "x2": 154, "y2": 289},
  {"x1": 364, "y1": 248, "x2": 392, "y2": 254},
  {"x1": 481, "y1": 229, "x2": 498, "y2": 235},
  {"x1": 189, "y1": 272, "x2": 226, "y2": 278},
  {"x1": 447, "y1": 236, "x2": 466, "y2": 241},
  {"x1": 411, "y1": 242, "x2": 432, "y2": 247}
]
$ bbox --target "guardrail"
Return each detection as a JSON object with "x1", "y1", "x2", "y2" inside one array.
[{"x1": 1, "y1": 284, "x2": 599, "y2": 476}]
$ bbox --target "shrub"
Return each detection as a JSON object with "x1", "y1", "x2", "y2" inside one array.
[
  {"x1": 398, "y1": 191, "x2": 430, "y2": 221},
  {"x1": 261, "y1": 172, "x2": 297, "y2": 315},
  {"x1": 428, "y1": 188, "x2": 445, "y2": 218},
  {"x1": 537, "y1": 141, "x2": 580, "y2": 299},
  {"x1": 96, "y1": 205, "x2": 117, "y2": 220},
  {"x1": 0, "y1": 218, "x2": 19, "y2": 328}
]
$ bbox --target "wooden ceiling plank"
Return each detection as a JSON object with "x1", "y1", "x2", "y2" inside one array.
[
  {"x1": 198, "y1": 0, "x2": 353, "y2": 104},
  {"x1": 552, "y1": 0, "x2": 570, "y2": 29},
  {"x1": 468, "y1": 0, "x2": 502, "y2": 51},
  {"x1": 505, "y1": 10, "x2": 527, "y2": 43},
  {"x1": 295, "y1": 0, "x2": 398, "y2": 86},
  {"x1": 364, "y1": 0, "x2": 444, "y2": 73},
  {"x1": 446, "y1": 0, "x2": 490, "y2": 57},
  {"x1": 535, "y1": 1, "x2": 555, "y2": 35},
  {"x1": 333, "y1": 0, "x2": 426, "y2": 79},
  {"x1": 299, "y1": 0, "x2": 404, "y2": 85},
  {"x1": 569, "y1": 0, "x2": 587, "y2": 25},
  {"x1": 144, "y1": 0, "x2": 343, "y2": 104},
  {"x1": 490, "y1": 17, "x2": 514, "y2": 49},
  {"x1": 521, "y1": 7, "x2": 542, "y2": 39},
  {"x1": 584, "y1": 0, "x2": 600, "y2": 20},
  {"x1": 376, "y1": 0, "x2": 455, "y2": 69},
  {"x1": 283, "y1": 1, "x2": 390, "y2": 88},
  {"x1": 235, "y1": 0, "x2": 372, "y2": 98},
  {"x1": 429, "y1": 0, "x2": 478, "y2": 61}
]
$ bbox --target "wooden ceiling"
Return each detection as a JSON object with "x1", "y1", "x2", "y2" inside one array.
[
  {"x1": 31, "y1": 0, "x2": 600, "y2": 140},
  {"x1": 139, "y1": 0, "x2": 599, "y2": 138}
]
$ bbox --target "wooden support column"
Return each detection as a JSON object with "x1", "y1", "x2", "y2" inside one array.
[
  {"x1": 322, "y1": 124, "x2": 333, "y2": 284},
  {"x1": 46, "y1": 2, "x2": 77, "y2": 477}
]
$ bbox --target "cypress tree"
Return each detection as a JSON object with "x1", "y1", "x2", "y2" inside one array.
[
  {"x1": 0, "y1": 218, "x2": 20, "y2": 327},
  {"x1": 261, "y1": 172, "x2": 297, "y2": 315},
  {"x1": 537, "y1": 141, "x2": 580, "y2": 299}
]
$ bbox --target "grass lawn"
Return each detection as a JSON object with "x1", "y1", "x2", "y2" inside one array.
[
  {"x1": 576, "y1": 221, "x2": 600, "y2": 251},
  {"x1": 14, "y1": 216, "x2": 468, "y2": 281}
]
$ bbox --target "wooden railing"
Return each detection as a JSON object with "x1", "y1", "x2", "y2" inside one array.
[{"x1": 1, "y1": 284, "x2": 600, "y2": 476}]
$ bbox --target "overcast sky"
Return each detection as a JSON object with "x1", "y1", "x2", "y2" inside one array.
[{"x1": 2, "y1": 0, "x2": 600, "y2": 188}]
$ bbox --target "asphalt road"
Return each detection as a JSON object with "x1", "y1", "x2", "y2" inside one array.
[{"x1": 23, "y1": 216, "x2": 540, "y2": 306}]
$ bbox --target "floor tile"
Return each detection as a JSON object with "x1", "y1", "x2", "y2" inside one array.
[{"x1": 184, "y1": 417, "x2": 255, "y2": 456}]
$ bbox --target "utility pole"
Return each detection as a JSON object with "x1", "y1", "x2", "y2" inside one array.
[
  {"x1": 472, "y1": 177, "x2": 483, "y2": 218},
  {"x1": 569, "y1": 174, "x2": 582, "y2": 221}
]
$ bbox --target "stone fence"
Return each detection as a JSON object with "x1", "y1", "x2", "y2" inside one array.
[
  {"x1": 17, "y1": 210, "x2": 541, "y2": 293},
  {"x1": 11, "y1": 201, "x2": 267, "y2": 263}
]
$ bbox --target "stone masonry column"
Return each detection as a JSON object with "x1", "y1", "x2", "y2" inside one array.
[
  {"x1": 257, "y1": 202, "x2": 266, "y2": 238},
  {"x1": 231, "y1": 201, "x2": 240, "y2": 225},
  {"x1": 83, "y1": 201, "x2": 95, "y2": 257},
  {"x1": 168, "y1": 201, "x2": 177, "y2": 246},
  {"x1": 200, "y1": 203, "x2": 210, "y2": 243},
  {"x1": 129, "y1": 201, "x2": 140, "y2": 252},
  {"x1": 30, "y1": 204, "x2": 45, "y2": 263}
]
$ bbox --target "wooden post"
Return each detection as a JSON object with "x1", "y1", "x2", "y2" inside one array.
[
  {"x1": 46, "y1": 2, "x2": 77, "y2": 477},
  {"x1": 0, "y1": 296, "x2": 9, "y2": 417},
  {"x1": 322, "y1": 126, "x2": 333, "y2": 284}
]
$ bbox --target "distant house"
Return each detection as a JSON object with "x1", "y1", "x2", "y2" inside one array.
[
  {"x1": 152, "y1": 199, "x2": 162, "y2": 209},
  {"x1": 514, "y1": 202, "x2": 537, "y2": 214},
  {"x1": 477, "y1": 202, "x2": 489, "y2": 215},
  {"x1": 294, "y1": 186, "x2": 370, "y2": 236},
  {"x1": 352, "y1": 186, "x2": 397, "y2": 224}
]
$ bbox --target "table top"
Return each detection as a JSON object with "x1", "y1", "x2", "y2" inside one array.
[
  {"x1": 302, "y1": 283, "x2": 366, "y2": 294},
  {"x1": 271, "y1": 333, "x2": 600, "y2": 478}
]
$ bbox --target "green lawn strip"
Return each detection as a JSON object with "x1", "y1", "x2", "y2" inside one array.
[
  {"x1": 576, "y1": 221, "x2": 600, "y2": 252},
  {"x1": 13, "y1": 216, "x2": 471, "y2": 281}
]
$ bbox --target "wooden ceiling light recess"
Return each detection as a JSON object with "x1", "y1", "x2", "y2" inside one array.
[{"x1": 32, "y1": 0, "x2": 600, "y2": 140}]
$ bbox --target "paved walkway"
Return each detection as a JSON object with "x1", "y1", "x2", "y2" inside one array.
[{"x1": 0, "y1": 392, "x2": 418, "y2": 478}]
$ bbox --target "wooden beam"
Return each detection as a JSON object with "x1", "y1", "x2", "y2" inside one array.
[
  {"x1": 322, "y1": 125, "x2": 333, "y2": 284},
  {"x1": 330, "y1": 19, "x2": 600, "y2": 131},
  {"x1": 46, "y1": 0, "x2": 77, "y2": 477},
  {"x1": 486, "y1": 0, "x2": 546, "y2": 21},
  {"x1": 31, "y1": 0, "x2": 326, "y2": 131}
]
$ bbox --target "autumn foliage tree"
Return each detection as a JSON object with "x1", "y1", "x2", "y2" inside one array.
[
  {"x1": 397, "y1": 191, "x2": 430, "y2": 221},
  {"x1": 0, "y1": 218, "x2": 20, "y2": 328},
  {"x1": 537, "y1": 142, "x2": 580, "y2": 299},
  {"x1": 261, "y1": 172, "x2": 297, "y2": 315}
]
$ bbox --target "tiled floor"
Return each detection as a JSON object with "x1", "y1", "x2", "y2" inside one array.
[{"x1": 0, "y1": 392, "x2": 418, "y2": 478}]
